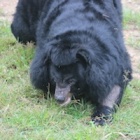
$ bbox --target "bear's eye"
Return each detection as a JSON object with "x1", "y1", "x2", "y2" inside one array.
[
  {"x1": 56, "y1": 65, "x2": 62, "y2": 70},
  {"x1": 67, "y1": 79, "x2": 76, "y2": 84}
]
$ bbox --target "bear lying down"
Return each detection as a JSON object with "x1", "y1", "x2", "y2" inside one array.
[{"x1": 11, "y1": 0, "x2": 132, "y2": 125}]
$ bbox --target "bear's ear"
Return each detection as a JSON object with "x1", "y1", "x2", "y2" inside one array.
[{"x1": 76, "y1": 50, "x2": 90, "y2": 67}]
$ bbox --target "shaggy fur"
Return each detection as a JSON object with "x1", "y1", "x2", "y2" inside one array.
[{"x1": 11, "y1": 0, "x2": 132, "y2": 125}]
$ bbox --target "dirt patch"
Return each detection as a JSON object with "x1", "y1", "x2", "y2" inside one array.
[
  {"x1": 0, "y1": 0, "x2": 18, "y2": 22},
  {"x1": 124, "y1": 25, "x2": 140, "y2": 79},
  {"x1": 127, "y1": 47, "x2": 140, "y2": 79},
  {"x1": 0, "y1": 0, "x2": 140, "y2": 79},
  {"x1": 122, "y1": 0, "x2": 140, "y2": 12}
]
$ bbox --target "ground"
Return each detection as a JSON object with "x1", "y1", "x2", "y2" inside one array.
[
  {"x1": 122, "y1": 0, "x2": 140, "y2": 79},
  {"x1": 0, "y1": 0, "x2": 139, "y2": 79}
]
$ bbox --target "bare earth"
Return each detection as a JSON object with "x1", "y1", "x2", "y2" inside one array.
[{"x1": 0, "y1": 0, "x2": 139, "y2": 79}]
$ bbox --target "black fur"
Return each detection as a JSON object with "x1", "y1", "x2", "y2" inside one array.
[{"x1": 11, "y1": 0, "x2": 132, "y2": 125}]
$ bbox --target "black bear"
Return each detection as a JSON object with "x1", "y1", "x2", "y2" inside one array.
[{"x1": 11, "y1": 0, "x2": 132, "y2": 125}]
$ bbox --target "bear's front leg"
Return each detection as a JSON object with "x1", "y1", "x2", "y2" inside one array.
[
  {"x1": 92, "y1": 85, "x2": 122, "y2": 126},
  {"x1": 92, "y1": 105, "x2": 114, "y2": 126}
]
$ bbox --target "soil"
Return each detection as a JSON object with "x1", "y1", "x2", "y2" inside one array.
[
  {"x1": 0, "y1": 0, "x2": 139, "y2": 79},
  {"x1": 0, "y1": 0, "x2": 18, "y2": 22}
]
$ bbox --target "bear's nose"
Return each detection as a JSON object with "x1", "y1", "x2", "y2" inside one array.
[{"x1": 55, "y1": 96, "x2": 65, "y2": 104}]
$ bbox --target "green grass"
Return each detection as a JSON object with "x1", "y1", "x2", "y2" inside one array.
[
  {"x1": 0, "y1": 17, "x2": 140, "y2": 140},
  {"x1": 126, "y1": 37, "x2": 140, "y2": 49},
  {"x1": 0, "y1": 8, "x2": 4, "y2": 16},
  {"x1": 123, "y1": 9, "x2": 140, "y2": 49},
  {"x1": 123, "y1": 8, "x2": 140, "y2": 28}
]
